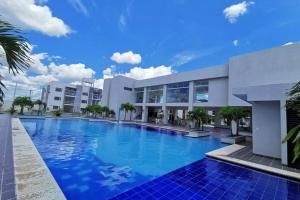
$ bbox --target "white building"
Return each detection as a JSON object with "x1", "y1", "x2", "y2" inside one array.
[
  {"x1": 42, "y1": 80, "x2": 102, "y2": 113},
  {"x1": 101, "y1": 44, "x2": 300, "y2": 166}
]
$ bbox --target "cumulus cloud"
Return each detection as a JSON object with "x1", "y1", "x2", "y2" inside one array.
[
  {"x1": 49, "y1": 63, "x2": 95, "y2": 81},
  {"x1": 110, "y1": 51, "x2": 142, "y2": 64},
  {"x1": 94, "y1": 65, "x2": 173, "y2": 89},
  {"x1": 233, "y1": 40, "x2": 239, "y2": 46},
  {"x1": 0, "y1": 0, "x2": 71, "y2": 37},
  {"x1": 223, "y1": 1, "x2": 254, "y2": 23}
]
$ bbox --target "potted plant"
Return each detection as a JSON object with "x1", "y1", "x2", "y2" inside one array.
[
  {"x1": 51, "y1": 109, "x2": 63, "y2": 117},
  {"x1": 156, "y1": 111, "x2": 164, "y2": 124},
  {"x1": 187, "y1": 108, "x2": 208, "y2": 131},
  {"x1": 219, "y1": 106, "x2": 247, "y2": 144}
]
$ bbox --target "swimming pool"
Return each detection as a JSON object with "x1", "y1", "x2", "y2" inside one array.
[{"x1": 21, "y1": 118, "x2": 227, "y2": 199}]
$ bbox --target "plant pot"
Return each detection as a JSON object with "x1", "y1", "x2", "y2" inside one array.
[
  {"x1": 221, "y1": 135, "x2": 246, "y2": 144},
  {"x1": 231, "y1": 120, "x2": 238, "y2": 135}
]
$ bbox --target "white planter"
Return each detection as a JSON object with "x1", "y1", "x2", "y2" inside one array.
[
  {"x1": 231, "y1": 120, "x2": 238, "y2": 135},
  {"x1": 189, "y1": 120, "x2": 196, "y2": 129}
]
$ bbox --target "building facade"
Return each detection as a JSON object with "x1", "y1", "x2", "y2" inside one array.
[
  {"x1": 42, "y1": 81, "x2": 102, "y2": 113},
  {"x1": 101, "y1": 44, "x2": 300, "y2": 165}
]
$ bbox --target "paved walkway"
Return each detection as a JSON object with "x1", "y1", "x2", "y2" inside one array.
[
  {"x1": 228, "y1": 144, "x2": 300, "y2": 173},
  {"x1": 0, "y1": 114, "x2": 16, "y2": 200}
]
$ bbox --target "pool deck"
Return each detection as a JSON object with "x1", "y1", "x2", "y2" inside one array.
[
  {"x1": 11, "y1": 118, "x2": 66, "y2": 200},
  {"x1": 0, "y1": 114, "x2": 16, "y2": 200},
  {"x1": 206, "y1": 144, "x2": 300, "y2": 181}
]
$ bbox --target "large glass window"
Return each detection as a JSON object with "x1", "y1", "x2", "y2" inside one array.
[
  {"x1": 147, "y1": 85, "x2": 163, "y2": 103},
  {"x1": 135, "y1": 88, "x2": 144, "y2": 103},
  {"x1": 194, "y1": 80, "x2": 209, "y2": 102},
  {"x1": 167, "y1": 82, "x2": 189, "y2": 103}
]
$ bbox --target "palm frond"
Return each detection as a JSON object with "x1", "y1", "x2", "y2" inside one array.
[{"x1": 0, "y1": 19, "x2": 32, "y2": 102}]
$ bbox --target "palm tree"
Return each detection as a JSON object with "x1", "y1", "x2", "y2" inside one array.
[
  {"x1": 108, "y1": 109, "x2": 115, "y2": 118},
  {"x1": 219, "y1": 106, "x2": 246, "y2": 136},
  {"x1": 0, "y1": 19, "x2": 32, "y2": 102},
  {"x1": 120, "y1": 103, "x2": 131, "y2": 120},
  {"x1": 283, "y1": 81, "x2": 300, "y2": 163},
  {"x1": 13, "y1": 96, "x2": 32, "y2": 115},
  {"x1": 34, "y1": 99, "x2": 44, "y2": 116},
  {"x1": 128, "y1": 104, "x2": 136, "y2": 121},
  {"x1": 102, "y1": 106, "x2": 110, "y2": 118},
  {"x1": 187, "y1": 108, "x2": 208, "y2": 131}
]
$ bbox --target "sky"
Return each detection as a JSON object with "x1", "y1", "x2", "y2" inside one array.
[{"x1": 0, "y1": 0, "x2": 299, "y2": 100}]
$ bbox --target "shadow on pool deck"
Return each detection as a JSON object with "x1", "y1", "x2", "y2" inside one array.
[{"x1": 0, "y1": 114, "x2": 16, "y2": 200}]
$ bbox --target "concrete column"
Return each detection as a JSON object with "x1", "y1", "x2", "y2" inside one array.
[
  {"x1": 162, "y1": 105, "x2": 168, "y2": 125},
  {"x1": 143, "y1": 87, "x2": 147, "y2": 104},
  {"x1": 188, "y1": 81, "x2": 194, "y2": 111},
  {"x1": 163, "y1": 85, "x2": 167, "y2": 104},
  {"x1": 142, "y1": 106, "x2": 148, "y2": 123},
  {"x1": 280, "y1": 100, "x2": 288, "y2": 165}
]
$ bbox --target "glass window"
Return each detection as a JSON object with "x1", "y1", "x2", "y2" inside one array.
[
  {"x1": 124, "y1": 87, "x2": 133, "y2": 91},
  {"x1": 135, "y1": 88, "x2": 144, "y2": 103},
  {"x1": 54, "y1": 96, "x2": 61, "y2": 101},
  {"x1": 167, "y1": 82, "x2": 189, "y2": 103},
  {"x1": 81, "y1": 100, "x2": 87, "y2": 104},
  {"x1": 194, "y1": 80, "x2": 208, "y2": 102},
  {"x1": 147, "y1": 85, "x2": 163, "y2": 103},
  {"x1": 82, "y1": 92, "x2": 88, "y2": 96},
  {"x1": 55, "y1": 87, "x2": 62, "y2": 92},
  {"x1": 53, "y1": 106, "x2": 59, "y2": 109}
]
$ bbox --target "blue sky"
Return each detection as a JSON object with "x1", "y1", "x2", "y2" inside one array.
[{"x1": 0, "y1": 0, "x2": 300, "y2": 98}]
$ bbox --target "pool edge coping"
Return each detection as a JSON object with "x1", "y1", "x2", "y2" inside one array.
[
  {"x1": 206, "y1": 144, "x2": 300, "y2": 181},
  {"x1": 12, "y1": 118, "x2": 66, "y2": 200}
]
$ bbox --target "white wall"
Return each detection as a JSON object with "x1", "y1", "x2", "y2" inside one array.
[
  {"x1": 229, "y1": 44, "x2": 300, "y2": 106},
  {"x1": 252, "y1": 101, "x2": 281, "y2": 158},
  {"x1": 102, "y1": 76, "x2": 136, "y2": 120}
]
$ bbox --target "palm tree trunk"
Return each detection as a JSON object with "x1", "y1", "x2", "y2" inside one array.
[
  {"x1": 20, "y1": 106, "x2": 24, "y2": 115},
  {"x1": 124, "y1": 111, "x2": 127, "y2": 121}
]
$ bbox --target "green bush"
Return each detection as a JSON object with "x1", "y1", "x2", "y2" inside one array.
[{"x1": 51, "y1": 109, "x2": 63, "y2": 117}]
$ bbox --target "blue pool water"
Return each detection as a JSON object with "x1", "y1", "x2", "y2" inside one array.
[{"x1": 21, "y1": 118, "x2": 227, "y2": 200}]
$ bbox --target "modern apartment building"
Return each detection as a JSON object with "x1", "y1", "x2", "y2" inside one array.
[
  {"x1": 42, "y1": 80, "x2": 102, "y2": 113},
  {"x1": 101, "y1": 44, "x2": 300, "y2": 166}
]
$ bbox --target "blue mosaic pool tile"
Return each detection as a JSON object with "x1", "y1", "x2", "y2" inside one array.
[{"x1": 110, "y1": 158, "x2": 300, "y2": 200}]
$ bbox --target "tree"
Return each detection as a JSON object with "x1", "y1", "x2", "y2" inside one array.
[
  {"x1": 187, "y1": 108, "x2": 208, "y2": 131},
  {"x1": 108, "y1": 109, "x2": 115, "y2": 118},
  {"x1": 128, "y1": 104, "x2": 136, "y2": 121},
  {"x1": 85, "y1": 104, "x2": 101, "y2": 118},
  {"x1": 0, "y1": 19, "x2": 32, "y2": 102},
  {"x1": 120, "y1": 103, "x2": 130, "y2": 120},
  {"x1": 283, "y1": 81, "x2": 300, "y2": 163},
  {"x1": 102, "y1": 106, "x2": 110, "y2": 118},
  {"x1": 12, "y1": 96, "x2": 32, "y2": 115},
  {"x1": 34, "y1": 99, "x2": 45, "y2": 116},
  {"x1": 51, "y1": 109, "x2": 63, "y2": 117},
  {"x1": 219, "y1": 106, "x2": 246, "y2": 136}
]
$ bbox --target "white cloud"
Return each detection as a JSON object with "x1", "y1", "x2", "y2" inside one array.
[
  {"x1": 67, "y1": 0, "x2": 89, "y2": 16},
  {"x1": 223, "y1": 1, "x2": 254, "y2": 23},
  {"x1": 94, "y1": 65, "x2": 173, "y2": 89},
  {"x1": 30, "y1": 53, "x2": 49, "y2": 74},
  {"x1": 171, "y1": 52, "x2": 199, "y2": 67},
  {"x1": 0, "y1": 0, "x2": 71, "y2": 37},
  {"x1": 124, "y1": 65, "x2": 173, "y2": 80},
  {"x1": 119, "y1": 14, "x2": 127, "y2": 32},
  {"x1": 49, "y1": 63, "x2": 95, "y2": 81},
  {"x1": 233, "y1": 40, "x2": 239, "y2": 46},
  {"x1": 282, "y1": 42, "x2": 297, "y2": 46},
  {"x1": 110, "y1": 51, "x2": 142, "y2": 64}
]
